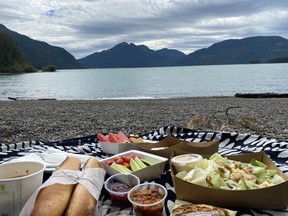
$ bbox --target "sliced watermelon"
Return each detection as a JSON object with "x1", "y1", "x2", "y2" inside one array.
[
  {"x1": 116, "y1": 131, "x2": 131, "y2": 143},
  {"x1": 108, "y1": 132, "x2": 119, "y2": 143},
  {"x1": 97, "y1": 133, "x2": 110, "y2": 142}
]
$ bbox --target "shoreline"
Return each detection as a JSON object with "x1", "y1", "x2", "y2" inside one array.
[{"x1": 1, "y1": 97, "x2": 287, "y2": 144}]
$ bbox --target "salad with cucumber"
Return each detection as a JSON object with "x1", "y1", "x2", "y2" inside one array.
[{"x1": 176, "y1": 153, "x2": 285, "y2": 190}]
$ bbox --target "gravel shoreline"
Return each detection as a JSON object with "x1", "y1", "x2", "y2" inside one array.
[{"x1": 1, "y1": 97, "x2": 288, "y2": 144}]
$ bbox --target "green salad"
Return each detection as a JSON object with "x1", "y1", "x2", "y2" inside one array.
[{"x1": 176, "y1": 153, "x2": 285, "y2": 190}]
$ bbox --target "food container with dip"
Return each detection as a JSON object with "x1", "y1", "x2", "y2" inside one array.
[
  {"x1": 0, "y1": 161, "x2": 45, "y2": 216},
  {"x1": 128, "y1": 183, "x2": 167, "y2": 216},
  {"x1": 105, "y1": 173, "x2": 140, "y2": 204},
  {"x1": 170, "y1": 154, "x2": 203, "y2": 173}
]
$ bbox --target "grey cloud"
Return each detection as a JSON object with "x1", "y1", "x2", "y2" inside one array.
[{"x1": 1, "y1": 0, "x2": 288, "y2": 58}]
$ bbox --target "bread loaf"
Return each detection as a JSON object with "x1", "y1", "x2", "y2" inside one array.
[
  {"x1": 31, "y1": 157, "x2": 81, "y2": 216},
  {"x1": 64, "y1": 157, "x2": 104, "y2": 216}
]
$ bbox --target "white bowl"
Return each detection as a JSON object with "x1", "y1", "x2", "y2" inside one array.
[{"x1": 0, "y1": 161, "x2": 45, "y2": 216}]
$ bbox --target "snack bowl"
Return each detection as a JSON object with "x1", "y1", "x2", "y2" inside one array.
[
  {"x1": 101, "y1": 150, "x2": 168, "y2": 182},
  {"x1": 128, "y1": 183, "x2": 167, "y2": 216},
  {"x1": 101, "y1": 142, "x2": 139, "y2": 155},
  {"x1": 105, "y1": 173, "x2": 140, "y2": 204}
]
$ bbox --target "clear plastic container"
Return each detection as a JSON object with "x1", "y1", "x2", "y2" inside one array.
[
  {"x1": 171, "y1": 154, "x2": 203, "y2": 173},
  {"x1": 105, "y1": 173, "x2": 140, "y2": 204},
  {"x1": 128, "y1": 183, "x2": 167, "y2": 216}
]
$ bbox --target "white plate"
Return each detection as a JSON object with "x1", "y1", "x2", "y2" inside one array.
[{"x1": 8, "y1": 148, "x2": 93, "y2": 173}]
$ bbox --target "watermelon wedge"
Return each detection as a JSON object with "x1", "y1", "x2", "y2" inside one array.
[
  {"x1": 97, "y1": 133, "x2": 110, "y2": 142},
  {"x1": 116, "y1": 131, "x2": 131, "y2": 143},
  {"x1": 108, "y1": 132, "x2": 119, "y2": 143}
]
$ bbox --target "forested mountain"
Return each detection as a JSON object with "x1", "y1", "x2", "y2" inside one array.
[
  {"x1": 172, "y1": 36, "x2": 288, "y2": 66},
  {"x1": 0, "y1": 24, "x2": 82, "y2": 69},
  {"x1": 0, "y1": 33, "x2": 36, "y2": 73},
  {"x1": 79, "y1": 36, "x2": 288, "y2": 68},
  {"x1": 78, "y1": 42, "x2": 185, "y2": 68},
  {"x1": 1, "y1": 23, "x2": 288, "y2": 70}
]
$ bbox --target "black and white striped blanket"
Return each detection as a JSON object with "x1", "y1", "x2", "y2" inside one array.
[{"x1": 0, "y1": 126, "x2": 287, "y2": 216}]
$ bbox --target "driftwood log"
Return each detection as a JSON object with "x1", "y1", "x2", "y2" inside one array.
[
  {"x1": 235, "y1": 93, "x2": 288, "y2": 98},
  {"x1": 8, "y1": 97, "x2": 56, "y2": 101}
]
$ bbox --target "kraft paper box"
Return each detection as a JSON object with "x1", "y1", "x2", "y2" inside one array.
[
  {"x1": 137, "y1": 136, "x2": 219, "y2": 159},
  {"x1": 170, "y1": 150, "x2": 288, "y2": 210}
]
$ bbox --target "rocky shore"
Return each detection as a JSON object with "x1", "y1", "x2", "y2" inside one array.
[{"x1": 1, "y1": 97, "x2": 288, "y2": 144}]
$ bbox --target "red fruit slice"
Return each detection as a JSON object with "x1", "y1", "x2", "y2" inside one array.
[
  {"x1": 114, "y1": 158, "x2": 124, "y2": 165},
  {"x1": 108, "y1": 133, "x2": 119, "y2": 143},
  {"x1": 116, "y1": 131, "x2": 131, "y2": 143},
  {"x1": 105, "y1": 160, "x2": 113, "y2": 166},
  {"x1": 122, "y1": 156, "x2": 132, "y2": 163},
  {"x1": 97, "y1": 133, "x2": 109, "y2": 142}
]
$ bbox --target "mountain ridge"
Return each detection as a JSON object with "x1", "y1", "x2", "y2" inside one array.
[
  {"x1": 173, "y1": 36, "x2": 288, "y2": 66},
  {"x1": 1, "y1": 24, "x2": 288, "y2": 70},
  {"x1": 78, "y1": 42, "x2": 186, "y2": 68},
  {"x1": 0, "y1": 24, "x2": 82, "y2": 69}
]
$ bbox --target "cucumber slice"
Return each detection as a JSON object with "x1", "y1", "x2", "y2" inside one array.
[{"x1": 141, "y1": 158, "x2": 154, "y2": 166}]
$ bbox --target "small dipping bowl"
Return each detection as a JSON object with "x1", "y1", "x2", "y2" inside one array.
[
  {"x1": 105, "y1": 173, "x2": 140, "y2": 204},
  {"x1": 171, "y1": 154, "x2": 203, "y2": 173},
  {"x1": 128, "y1": 183, "x2": 167, "y2": 216}
]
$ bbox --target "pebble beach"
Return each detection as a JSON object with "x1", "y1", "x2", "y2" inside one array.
[{"x1": 1, "y1": 97, "x2": 288, "y2": 144}]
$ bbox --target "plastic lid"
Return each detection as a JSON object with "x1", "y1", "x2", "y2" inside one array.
[{"x1": 171, "y1": 154, "x2": 202, "y2": 166}]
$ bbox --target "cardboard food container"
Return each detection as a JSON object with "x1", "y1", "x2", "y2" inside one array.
[
  {"x1": 137, "y1": 136, "x2": 219, "y2": 160},
  {"x1": 100, "y1": 142, "x2": 140, "y2": 155},
  {"x1": 170, "y1": 150, "x2": 288, "y2": 210},
  {"x1": 101, "y1": 150, "x2": 168, "y2": 182},
  {"x1": 171, "y1": 199, "x2": 237, "y2": 216}
]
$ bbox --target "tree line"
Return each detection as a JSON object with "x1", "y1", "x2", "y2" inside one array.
[{"x1": 0, "y1": 33, "x2": 56, "y2": 73}]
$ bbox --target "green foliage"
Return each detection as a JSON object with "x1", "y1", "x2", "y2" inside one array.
[
  {"x1": 0, "y1": 33, "x2": 37, "y2": 73},
  {"x1": 42, "y1": 64, "x2": 57, "y2": 72}
]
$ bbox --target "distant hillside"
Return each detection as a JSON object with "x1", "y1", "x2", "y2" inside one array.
[
  {"x1": 1, "y1": 23, "x2": 288, "y2": 69},
  {"x1": 173, "y1": 36, "x2": 288, "y2": 66},
  {"x1": 0, "y1": 24, "x2": 82, "y2": 69},
  {"x1": 78, "y1": 42, "x2": 186, "y2": 68},
  {"x1": 0, "y1": 33, "x2": 36, "y2": 73}
]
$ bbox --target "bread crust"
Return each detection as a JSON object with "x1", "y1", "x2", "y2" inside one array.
[
  {"x1": 171, "y1": 204, "x2": 230, "y2": 216},
  {"x1": 64, "y1": 157, "x2": 104, "y2": 216},
  {"x1": 31, "y1": 157, "x2": 81, "y2": 216}
]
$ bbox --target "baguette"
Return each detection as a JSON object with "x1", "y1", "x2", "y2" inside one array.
[
  {"x1": 31, "y1": 157, "x2": 81, "y2": 216},
  {"x1": 64, "y1": 157, "x2": 104, "y2": 216}
]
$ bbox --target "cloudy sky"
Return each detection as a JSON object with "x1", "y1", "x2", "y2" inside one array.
[{"x1": 1, "y1": 0, "x2": 288, "y2": 59}]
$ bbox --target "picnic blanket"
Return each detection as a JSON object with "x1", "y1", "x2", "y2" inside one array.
[{"x1": 1, "y1": 126, "x2": 287, "y2": 216}]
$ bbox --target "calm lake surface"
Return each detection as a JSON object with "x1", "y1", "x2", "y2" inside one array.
[{"x1": 0, "y1": 64, "x2": 287, "y2": 100}]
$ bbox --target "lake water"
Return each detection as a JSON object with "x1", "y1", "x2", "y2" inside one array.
[{"x1": 0, "y1": 63, "x2": 287, "y2": 100}]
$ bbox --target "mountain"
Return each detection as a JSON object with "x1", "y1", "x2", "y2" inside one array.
[
  {"x1": 173, "y1": 36, "x2": 288, "y2": 66},
  {"x1": 1, "y1": 23, "x2": 288, "y2": 69},
  {"x1": 0, "y1": 24, "x2": 82, "y2": 69},
  {"x1": 78, "y1": 42, "x2": 186, "y2": 68},
  {"x1": 0, "y1": 33, "x2": 36, "y2": 73},
  {"x1": 156, "y1": 48, "x2": 186, "y2": 60}
]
